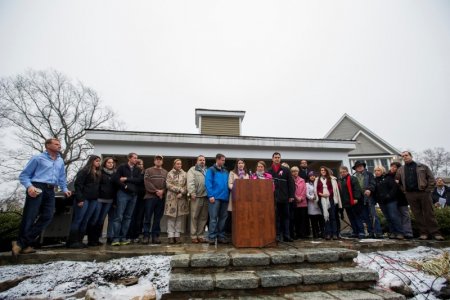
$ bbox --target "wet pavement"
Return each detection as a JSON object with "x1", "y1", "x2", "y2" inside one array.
[{"x1": 1, "y1": 236, "x2": 449, "y2": 265}]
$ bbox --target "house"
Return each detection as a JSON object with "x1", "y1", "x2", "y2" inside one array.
[
  {"x1": 85, "y1": 109, "x2": 357, "y2": 174},
  {"x1": 324, "y1": 113, "x2": 401, "y2": 172}
]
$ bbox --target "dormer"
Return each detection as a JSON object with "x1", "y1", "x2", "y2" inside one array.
[{"x1": 195, "y1": 108, "x2": 245, "y2": 136}]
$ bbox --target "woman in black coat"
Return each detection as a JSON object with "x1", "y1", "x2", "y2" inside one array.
[
  {"x1": 67, "y1": 155, "x2": 101, "y2": 248},
  {"x1": 374, "y1": 166, "x2": 404, "y2": 239}
]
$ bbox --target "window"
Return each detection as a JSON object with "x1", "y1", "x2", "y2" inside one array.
[
  {"x1": 381, "y1": 158, "x2": 389, "y2": 171},
  {"x1": 365, "y1": 159, "x2": 375, "y2": 173}
]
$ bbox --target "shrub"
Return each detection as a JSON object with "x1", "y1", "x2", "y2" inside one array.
[{"x1": 0, "y1": 211, "x2": 22, "y2": 252}]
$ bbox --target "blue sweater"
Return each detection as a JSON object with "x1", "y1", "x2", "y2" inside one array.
[{"x1": 205, "y1": 164, "x2": 229, "y2": 201}]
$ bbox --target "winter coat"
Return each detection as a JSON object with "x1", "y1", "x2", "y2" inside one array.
[
  {"x1": 74, "y1": 169, "x2": 100, "y2": 203},
  {"x1": 113, "y1": 163, "x2": 143, "y2": 195},
  {"x1": 228, "y1": 170, "x2": 250, "y2": 211},
  {"x1": 293, "y1": 176, "x2": 307, "y2": 208},
  {"x1": 164, "y1": 168, "x2": 189, "y2": 218},
  {"x1": 352, "y1": 170, "x2": 376, "y2": 205},
  {"x1": 187, "y1": 165, "x2": 207, "y2": 198},
  {"x1": 432, "y1": 185, "x2": 450, "y2": 206},
  {"x1": 306, "y1": 181, "x2": 321, "y2": 215},
  {"x1": 396, "y1": 161, "x2": 435, "y2": 193},
  {"x1": 99, "y1": 169, "x2": 116, "y2": 200},
  {"x1": 313, "y1": 176, "x2": 342, "y2": 221},
  {"x1": 205, "y1": 164, "x2": 229, "y2": 201},
  {"x1": 374, "y1": 174, "x2": 398, "y2": 204},
  {"x1": 338, "y1": 174, "x2": 363, "y2": 208},
  {"x1": 267, "y1": 165, "x2": 295, "y2": 203}
]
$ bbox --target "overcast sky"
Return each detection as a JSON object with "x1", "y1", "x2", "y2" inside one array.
[{"x1": 1, "y1": 0, "x2": 449, "y2": 152}]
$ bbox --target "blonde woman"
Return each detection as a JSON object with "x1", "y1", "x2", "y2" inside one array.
[{"x1": 165, "y1": 159, "x2": 189, "y2": 244}]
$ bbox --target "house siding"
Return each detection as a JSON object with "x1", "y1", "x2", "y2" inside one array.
[{"x1": 200, "y1": 116, "x2": 240, "y2": 136}]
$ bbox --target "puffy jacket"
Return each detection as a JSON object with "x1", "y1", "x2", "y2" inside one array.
[{"x1": 205, "y1": 164, "x2": 229, "y2": 201}]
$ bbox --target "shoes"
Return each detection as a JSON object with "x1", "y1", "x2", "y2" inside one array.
[
  {"x1": 218, "y1": 238, "x2": 229, "y2": 244},
  {"x1": 405, "y1": 235, "x2": 414, "y2": 240},
  {"x1": 20, "y1": 246, "x2": 36, "y2": 254},
  {"x1": 197, "y1": 237, "x2": 208, "y2": 243},
  {"x1": 152, "y1": 236, "x2": 161, "y2": 244},
  {"x1": 142, "y1": 237, "x2": 150, "y2": 245},
  {"x1": 418, "y1": 234, "x2": 429, "y2": 240},
  {"x1": 87, "y1": 241, "x2": 101, "y2": 247},
  {"x1": 120, "y1": 239, "x2": 131, "y2": 246},
  {"x1": 324, "y1": 235, "x2": 331, "y2": 240},
  {"x1": 434, "y1": 235, "x2": 445, "y2": 241},
  {"x1": 111, "y1": 241, "x2": 121, "y2": 246},
  {"x1": 208, "y1": 239, "x2": 216, "y2": 245},
  {"x1": 11, "y1": 241, "x2": 22, "y2": 258},
  {"x1": 68, "y1": 242, "x2": 87, "y2": 249},
  {"x1": 168, "y1": 237, "x2": 175, "y2": 244},
  {"x1": 395, "y1": 234, "x2": 405, "y2": 240},
  {"x1": 283, "y1": 236, "x2": 294, "y2": 242},
  {"x1": 332, "y1": 236, "x2": 341, "y2": 240},
  {"x1": 132, "y1": 238, "x2": 140, "y2": 243},
  {"x1": 191, "y1": 238, "x2": 199, "y2": 244},
  {"x1": 375, "y1": 234, "x2": 384, "y2": 239},
  {"x1": 174, "y1": 237, "x2": 182, "y2": 244}
]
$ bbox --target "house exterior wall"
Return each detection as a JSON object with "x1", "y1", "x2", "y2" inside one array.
[{"x1": 200, "y1": 116, "x2": 240, "y2": 136}]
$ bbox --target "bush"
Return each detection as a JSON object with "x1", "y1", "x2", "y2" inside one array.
[
  {"x1": 377, "y1": 205, "x2": 450, "y2": 238},
  {"x1": 0, "y1": 211, "x2": 22, "y2": 252}
]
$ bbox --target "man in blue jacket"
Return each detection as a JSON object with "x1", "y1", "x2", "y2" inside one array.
[
  {"x1": 205, "y1": 153, "x2": 229, "y2": 244},
  {"x1": 13, "y1": 138, "x2": 71, "y2": 257}
]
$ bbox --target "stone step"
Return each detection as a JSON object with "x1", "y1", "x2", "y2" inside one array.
[
  {"x1": 170, "y1": 248, "x2": 358, "y2": 269},
  {"x1": 180, "y1": 289, "x2": 405, "y2": 300},
  {"x1": 168, "y1": 266, "x2": 378, "y2": 295}
]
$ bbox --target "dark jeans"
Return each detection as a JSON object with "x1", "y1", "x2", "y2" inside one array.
[
  {"x1": 309, "y1": 214, "x2": 324, "y2": 238},
  {"x1": 112, "y1": 190, "x2": 137, "y2": 242},
  {"x1": 90, "y1": 201, "x2": 112, "y2": 241},
  {"x1": 128, "y1": 199, "x2": 145, "y2": 239},
  {"x1": 276, "y1": 202, "x2": 290, "y2": 238},
  {"x1": 379, "y1": 201, "x2": 403, "y2": 235},
  {"x1": 361, "y1": 199, "x2": 382, "y2": 235},
  {"x1": 345, "y1": 204, "x2": 365, "y2": 238},
  {"x1": 322, "y1": 198, "x2": 338, "y2": 237},
  {"x1": 143, "y1": 197, "x2": 165, "y2": 238},
  {"x1": 208, "y1": 199, "x2": 228, "y2": 240},
  {"x1": 18, "y1": 183, "x2": 55, "y2": 248},
  {"x1": 70, "y1": 199, "x2": 98, "y2": 237},
  {"x1": 294, "y1": 207, "x2": 310, "y2": 238}
]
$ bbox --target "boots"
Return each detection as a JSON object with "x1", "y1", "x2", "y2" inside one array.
[{"x1": 67, "y1": 230, "x2": 86, "y2": 249}]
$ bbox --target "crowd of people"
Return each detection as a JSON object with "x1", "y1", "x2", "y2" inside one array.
[{"x1": 11, "y1": 138, "x2": 447, "y2": 256}]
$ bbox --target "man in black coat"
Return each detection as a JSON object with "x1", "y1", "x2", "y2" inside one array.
[
  {"x1": 268, "y1": 152, "x2": 296, "y2": 242},
  {"x1": 111, "y1": 153, "x2": 143, "y2": 246}
]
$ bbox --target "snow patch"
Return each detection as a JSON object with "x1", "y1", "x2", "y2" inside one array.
[
  {"x1": 357, "y1": 246, "x2": 449, "y2": 300},
  {"x1": 0, "y1": 255, "x2": 171, "y2": 300}
]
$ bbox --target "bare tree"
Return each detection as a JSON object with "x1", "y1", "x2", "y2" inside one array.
[
  {"x1": 420, "y1": 147, "x2": 450, "y2": 177},
  {"x1": 0, "y1": 69, "x2": 121, "y2": 179}
]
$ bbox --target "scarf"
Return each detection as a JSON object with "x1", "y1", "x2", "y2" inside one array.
[
  {"x1": 238, "y1": 169, "x2": 246, "y2": 179},
  {"x1": 346, "y1": 175, "x2": 355, "y2": 206},
  {"x1": 256, "y1": 171, "x2": 265, "y2": 179},
  {"x1": 103, "y1": 168, "x2": 114, "y2": 175},
  {"x1": 272, "y1": 163, "x2": 281, "y2": 174}
]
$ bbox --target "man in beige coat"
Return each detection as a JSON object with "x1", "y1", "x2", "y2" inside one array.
[{"x1": 187, "y1": 155, "x2": 209, "y2": 243}]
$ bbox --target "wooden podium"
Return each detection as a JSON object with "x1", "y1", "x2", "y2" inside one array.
[{"x1": 232, "y1": 179, "x2": 276, "y2": 248}]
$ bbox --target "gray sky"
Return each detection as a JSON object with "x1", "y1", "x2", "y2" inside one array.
[{"x1": 1, "y1": 0, "x2": 449, "y2": 152}]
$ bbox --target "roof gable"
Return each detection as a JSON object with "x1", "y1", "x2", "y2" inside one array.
[{"x1": 324, "y1": 114, "x2": 400, "y2": 155}]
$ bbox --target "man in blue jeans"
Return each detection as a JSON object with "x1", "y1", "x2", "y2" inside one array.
[
  {"x1": 13, "y1": 138, "x2": 71, "y2": 257},
  {"x1": 205, "y1": 153, "x2": 229, "y2": 245},
  {"x1": 111, "y1": 153, "x2": 143, "y2": 246},
  {"x1": 142, "y1": 155, "x2": 168, "y2": 244}
]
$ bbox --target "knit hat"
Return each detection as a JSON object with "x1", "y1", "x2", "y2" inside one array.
[{"x1": 307, "y1": 171, "x2": 316, "y2": 177}]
